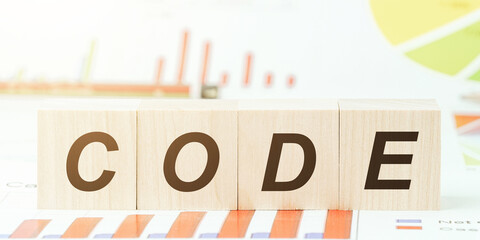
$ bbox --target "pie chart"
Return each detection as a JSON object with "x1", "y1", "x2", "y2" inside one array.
[{"x1": 370, "y1": 0, "x2": 480, "y2": 81}]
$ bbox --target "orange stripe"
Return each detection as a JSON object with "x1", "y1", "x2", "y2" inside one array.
[
  {"x1": 244, "y1": 53, "x2": 252, "y2": 86},
  {"x1": 323, "y1": 210, "x2": 352, "y2": 239},
  {"x1": 155, "y1": 58, "x2": 164, "y2": 86},
  {"x1": 0, "y1": 82, "x2": 190, "y2": 94},
  {"x1": 287, "y1": 75, "x2": 295, "y2": 88},
  {"x1": 177, "y1": 30, "x2": 189, "y2": 85},
  {"x1": 112, "y1": 215, "x2": 153, "y2": 238},
  {"x1": 265, "y1": 73, "x2": 273, "y2": 87},
  {"x1": 91, "y1": 84, "x2": 190, "y2": 94},
  {"x1": 62, "y1": 217, "x2": 101, "y2": 238},
  {"x1": 218, "y1": 211, "x2": 254, "y2": 238},
  {"x1": 270, "y1": 210, "x2": 303, "y2": 238},
  {"x1": 221, "y1": 73, "x2": 228, "y2": 86},
  {"x1": 167, "y1": 212, "x2": 205, "y2": 238},
  {"x1": 397, "y1": 226, "x2": 422, "y2": 230},
  {"x1": 200, "y1": 42, "x2": 211, "y2": 85},
  {"x1": 10, "y1": 219, "x2": 50, "y2": 238}
]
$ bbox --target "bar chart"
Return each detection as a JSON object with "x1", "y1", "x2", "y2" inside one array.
[
  {"x1": 0, "y1": 210, "x2": 354, "y2": 239},
  {"x1": 0, "y1": 28, "x2": 298, "y2": 98}
]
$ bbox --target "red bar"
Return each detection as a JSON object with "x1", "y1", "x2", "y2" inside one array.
[
  {"x1": 177, "y1": 30, "x2": 189, "y2": 85},
  {"x1": 155, "y1": 58, "x2": 164, "y2": 86},
  {"x1": 323, "y1": 210, "x2": 352, "y2": 239},
  {"x1": 62, "y1": 217, "x2": 101, "y2": 238},
  {"x1": 218, "y1": 211, "x2": 255, "y2": 238},
  {"x1": 112, "y1": 215, "x2": 153, "y2": 238},
  {"x1": 244, "y1": 53, "x2": 252, "y2": 86},
  {"x1": 397, "y1": 226, "x2": 422, "y2": 230},
  {"x1": 200, "y1": 42, "x2": 211, "y2": 85},
  {"x1": 10, "y1": 219, "x2": 50, "y2": 238},
  {"x1": 270, "y1": 210, "x2": 303, "y2": 238},
  {"x1": 167, "y1": 212, "x2": 205, "y2": 238},
  {"x1": 0, "y1": 82, "x2": 190, "y2": 95},
  {"x1": 287, "y1": 75, "x2": 295, "y2": 88},
  {"x1": 265, "y1": 73, "x2": 273, "y2": 87},
  {"x1": 221, "y1": 73, "x2": 229, "y2": 86}
]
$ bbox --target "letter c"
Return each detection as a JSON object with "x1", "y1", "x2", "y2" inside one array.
[{"x1": 66, "y1": 131, "x2": 117, "y2": 192}]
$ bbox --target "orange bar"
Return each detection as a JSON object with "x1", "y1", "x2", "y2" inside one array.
[
  {"x1": 269, "y1": 210, "x2": 303, "y2": 238},
  {"x1": 10, "y1": 219, "x2": 50, "y2": 238},
  {"x1": 91, "y1": 84, "x2": 190, "y2": 94},
  {"x1": 177, "y1": 30, "x2": 189, "y2": 85},
  {"x1": 62, "y1": 217, "x2": 101, "y2": 238},
  {"x1": 0, "y1": 82, "x2": 190, "y2": 94},
  {"x1": 200, "y1": 42, "x2": 211, "y2": 85},
  {"x1": 396, "y1": 226, "x2": 422, "y2": 230},
  {"x1": 265, "y1": 73, "x2": 273, "y2": 87},
  {"x1": 167, "y1": 212, "x2": 205, "y2": 238},
  {"x1": 155, "y1": 58, "x2": 164, "y2": 86},
  {"x1": 323, "y1": 210, "x2": 352, "y2": 239},
  {"x1": 112, "y1": 215, "x2": 153, "y2": 238},
  {"x1": 221, "y1": 73, "x2": 228, "y2": 86},
  {"x1": 244, "y1": 53, "x2": 252, "y2": 86},
  {"x1": 287, "y1": 75, "x2": 295, "y2": 88},
  {"x1": 218, "y1": 210, "x2": 254, "y2": 238}
]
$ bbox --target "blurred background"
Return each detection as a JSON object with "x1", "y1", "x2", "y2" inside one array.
[{"x1": 0, "y1": 0, "x2": 478, "y2": 101}]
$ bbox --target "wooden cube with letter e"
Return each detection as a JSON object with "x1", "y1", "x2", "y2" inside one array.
[
  {"x1": 37, "y1": 99, "x2": 138, "y2": 210},
  {"x1": 137, "y1": 100, "x2": 237, "y2": 210},
  {"x1": 238, "y1": 99, "x2": 339, "y2": 210},
  {"x1": 339, "y1": 99, "x2": 440, "y2": 210}
]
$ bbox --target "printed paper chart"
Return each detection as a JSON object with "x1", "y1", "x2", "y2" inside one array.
[{"x1": 370, "y1": 0, "x2": 480, "y2": 81}]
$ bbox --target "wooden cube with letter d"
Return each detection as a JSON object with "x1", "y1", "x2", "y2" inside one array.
[
  {"x1": 137, "y1": 100, "x2": 237, "y2": 210},
  {"x1": 238, "y1": 99, "x2": 339, "y2": 210},
  {"x1": 339, "y1": 99, "x2": 440, "y2": 210},
  {"x1": 37, "y1": 99, "x2": 138, "y2": 210}
]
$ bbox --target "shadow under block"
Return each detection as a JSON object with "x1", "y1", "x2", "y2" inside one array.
[
  {"x1": 238, "y1": 99, "x2": 339, "y2": 210},
  {"x1": 339, "y1": 99, "x2": 440, "y2": 210},
  {"x1": 137, "y1": 100, "x2": 237, "y2": 210},
  {"x1": 37, "y1": 100, "x2": 138, "y2": 209}
]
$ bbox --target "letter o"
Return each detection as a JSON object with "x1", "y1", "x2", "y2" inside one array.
[{"x1": 164, "y1": 132, "x2": 220, "y2": 192}]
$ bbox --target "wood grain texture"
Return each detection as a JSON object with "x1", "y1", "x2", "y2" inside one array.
[
  {"x1": 37, "y1": 99, "x2": 137, "y2": 210},
  {"x1": 238, "y1": 99, "x2": 339, "y2": 210},
  {"x1": 339, "y1": 99, "x2": 440, "y2": 210},
  {"x1": 137, "y1": 100, "x2": 237, "y2": 210}
]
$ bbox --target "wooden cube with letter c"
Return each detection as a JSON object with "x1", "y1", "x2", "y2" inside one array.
[
  {"x1": 37, "y1": 99, "x2": 138, "y2": 209},
  {"x1": 137, "y1": 100, "x2": 237, "y2": 210},
  {"x1": 339, "y1": 99, "x2": 440, "y2": 210},
  {"x1": 238, "y1": 99, "x2": 339, "y2": 210}
]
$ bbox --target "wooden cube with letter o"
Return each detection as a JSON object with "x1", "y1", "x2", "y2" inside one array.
[
  {"x1": 137, "y1": 100, "x2": 237, "y2": 210},
  {"x1": 339, "y1": 99, "x2": 440, "y2": 210},
  {"x1": 37, "y1": 100, "x2": 138, "y2": 210}
]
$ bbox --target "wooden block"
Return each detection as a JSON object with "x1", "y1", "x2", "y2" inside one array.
[
  {"x1": 339, "y1": 99, "x2": 440, "y2": 210},
  {"x1": 238, "y1": 99, "x2": 339, "y2": 210},
  {"x1": 37, "y1": 99, "x2": 138, "y2": 210},
  {"x1": 137, "y1": 100, "x2": 237, "y2": 210}
]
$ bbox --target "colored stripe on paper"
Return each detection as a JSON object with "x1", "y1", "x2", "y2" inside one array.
[
  {"x1": 62, "y1": 217, "x2": 101, "y2": 238},
  {"x1": 166, "y1": 212, "x2": 205, "y2": 238},
  {"x1": 113, "y1": 215, "x2": 153, "y2": 238},
  {"x1": 269, "y1": 210, "x2": 303, "y2": 238},
  {"x1": 396, "y1": 219, "x2": 421, "y2": 224},
  {"x1": 323, "y1": 210, "x2": 352, "y2": 239},
  {"x1": 10, "y1": 219, "x2": 51, "y2": 238},
  {"x1": 218, "y1": 210, "x2": 254, "y2": 238},
  {"x1": 397, "y1": 226, "x2": 422, "y2": 230}
]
